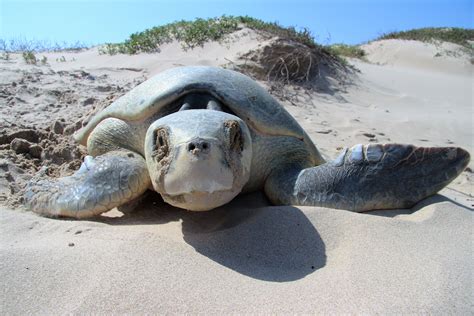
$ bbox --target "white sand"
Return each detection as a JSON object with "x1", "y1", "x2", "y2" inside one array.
[
  {"x1": 0, "y1": 34, "x2": 473, "y2": 314},
  {"x1": 1, "y1": 195, "x2": 472, "y2": 314}
]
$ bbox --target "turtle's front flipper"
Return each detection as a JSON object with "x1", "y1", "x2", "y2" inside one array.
[
  {"x1": 24, "y1": 150, "x2": 151, "y2": 218},
  {"x1": 265, "y1": 144, "x2": 470, "y2": 211}
]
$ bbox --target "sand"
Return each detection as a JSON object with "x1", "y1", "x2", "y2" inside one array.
[{"x1": 0, "y1": 32, "x2": 473, "y2": 314}]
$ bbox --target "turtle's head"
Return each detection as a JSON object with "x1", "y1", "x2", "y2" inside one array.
[{"x1": 145, "y1": 110, "x2": 252, "y2": 211}]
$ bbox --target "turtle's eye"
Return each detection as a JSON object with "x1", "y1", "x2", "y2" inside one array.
[
  {"x1": 158, "y1": 135, "x2": 165, "y2": 147},
  {"x1": 153, "y1": 128, "x2": 169, "y2": 161},
  {"x1": 224, "y1": 120, "x2": 243, "y2": 153}
]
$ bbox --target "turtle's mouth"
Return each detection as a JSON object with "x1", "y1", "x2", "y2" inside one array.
[
  {"x1": 162, "y1": 190, "x2": 238, "y2": 212},
  {"x1": 160, "y1": 136, "x2": 243, "y2": 211}
]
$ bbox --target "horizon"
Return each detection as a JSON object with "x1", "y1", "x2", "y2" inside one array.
[{"x1": 0, "y1": 0, "x2": 472, "y2": 48}]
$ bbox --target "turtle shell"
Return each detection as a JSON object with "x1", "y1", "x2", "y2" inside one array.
[{"x1": 74, "y1": 66, "x2": 322, "y2": 163}]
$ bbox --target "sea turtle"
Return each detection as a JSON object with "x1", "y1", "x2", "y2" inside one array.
[{"x1": 24, "y1": 66, "x2": 470, "y2": 218}]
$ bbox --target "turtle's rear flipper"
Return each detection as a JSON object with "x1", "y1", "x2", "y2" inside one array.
[
  {"x1": 24, "y1": 150, "x2": 151, "y2": 218},
  {"x1": 265, "y1": 144, "x2": 470, "y2": 211}
]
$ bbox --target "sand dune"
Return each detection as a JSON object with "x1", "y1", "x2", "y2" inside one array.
[
  {"x1": 0, "y1": 34, "x2": 472, "y2": 314},
  {"x1": 361, "y1": 39, "x2": 472, "y2": 75}
]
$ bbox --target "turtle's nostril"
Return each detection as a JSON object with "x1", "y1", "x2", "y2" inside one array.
[{"x1": 187, "y1": 140, "x2": 210, "y2": 154}]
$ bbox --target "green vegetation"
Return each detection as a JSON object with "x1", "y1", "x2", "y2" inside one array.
[
  {"x1": 327, "y1": 44, "x2": 366, "y2": 60},
  {"x1": 238, "y1": 16, "x2": 317, "y2": 48},
  {"x1": 99, "y1": 15, "x2": 320, "y2": 55},
  {"x1": 19, "y1": 52, "x2": 49, "y2": 65},
  {"x1": 378, "y1": 27, "x2": 474, "y2": 48},
  {"x1": 40, "y1": 56, "x2": 48, "y2": 65},
  {"x1": 0, "y1": 51, "x2": 9, "y2": 60},
  {"x1": 22, "y1": 51, "x2": 37, "y2": 64},
  {"x1": 99, "y1": 15, "x2": 352, "y2": 89},
  {"x1": 0, "y1": 38, "x2": 88, "y2": 53}
]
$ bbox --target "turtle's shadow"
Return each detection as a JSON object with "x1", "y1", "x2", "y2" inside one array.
[
  {"x1": 365, "y1": 194, "x2": 473, "y2": 218},
  {"x1": 89, "y1": 190, "x2": 470, "y2": 281},
  {"x1": 95, "y1": 191, "x2": 327, "y2": 282}
]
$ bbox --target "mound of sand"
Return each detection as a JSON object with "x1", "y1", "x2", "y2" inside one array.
[
  {"x1": 0, "y1": 32, "x2": 472, "y2": 313},
  {"x1": 0, "y1": 61, "x2": 147, "y2": 206},
  {"x1": 361, "y1": 39, "x2": 472, "y2": 75}
]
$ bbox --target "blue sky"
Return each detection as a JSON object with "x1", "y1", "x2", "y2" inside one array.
[{"x1": 0, "y1": 0, "x2": 472, "y2": 46}]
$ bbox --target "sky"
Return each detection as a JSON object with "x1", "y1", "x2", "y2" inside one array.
[{"x1": 0, "y1": 0, "x2": 472, "y2": 46}]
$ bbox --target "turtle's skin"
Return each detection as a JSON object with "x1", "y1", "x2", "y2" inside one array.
[{"x1": 25, "y1": 66, "x2": 470, "y2": 218}]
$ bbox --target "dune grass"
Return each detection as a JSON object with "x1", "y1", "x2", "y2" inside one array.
[
  {"x1": 97, "y1": 15, "x2": 357, "y2": 90},
  {"x1": 0, "y1": 38, "x2": 88, "y2": 53},
  {"x1": 377, "y1": 27, "x2": 474, "y2": 48},
  {"x1": 22, "y1": 51, "x2": 37, "y2": 64},
  {"x1": 99, "y1": 15, "x2": 321, "y2": 55},
  {"x1": 327, "y1": 44, "x2": 366, "y2": 60}
]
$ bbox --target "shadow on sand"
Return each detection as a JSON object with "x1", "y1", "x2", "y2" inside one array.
[
  {"x1": 180, "y1": 204, "x2": 326, "y2": 282},
  {"x1": 90, "y1": 191, "x2": 469, "y2": 281},
  {"x1": 95, "y1": 191, "x2": 326, "y2": 282},
  {"x1": 366, "y1": 194, "x2": 473, "y2": 218}
]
